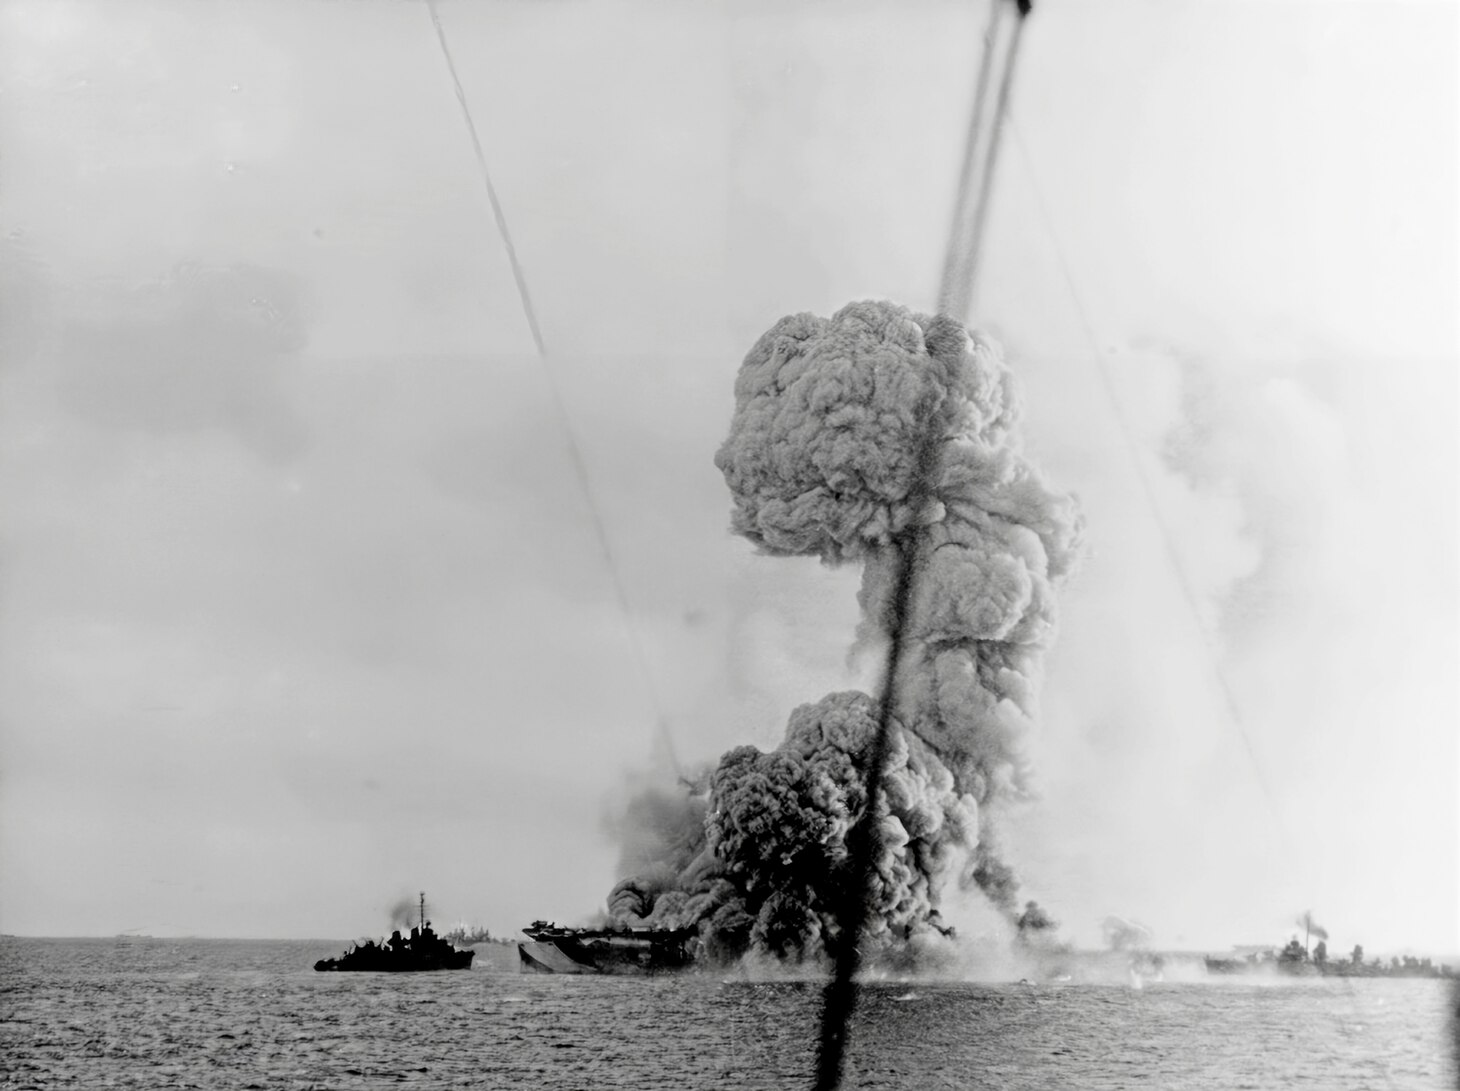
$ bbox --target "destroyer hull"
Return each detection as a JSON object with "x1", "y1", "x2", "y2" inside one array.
[{"x1": 315, "y1": 948, "x2": 473, "y2": 972}]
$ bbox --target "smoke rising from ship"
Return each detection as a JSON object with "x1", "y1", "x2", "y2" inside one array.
[
  {"x1": 388, "y1": 895, "x2": 430, "y2": 931},
  {"x1": 609, "y1": 301, "x2": 1082, "y2": 962},
  {"x1": 1296, "y1": 910, "x2": 1328, "y2": 942}
]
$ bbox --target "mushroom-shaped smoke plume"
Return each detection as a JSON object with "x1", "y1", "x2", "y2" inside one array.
[{"x1": 610, "y1": 301, "x2": 1082, "y2": 963}]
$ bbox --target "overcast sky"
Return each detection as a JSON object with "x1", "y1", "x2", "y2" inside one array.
[{"x1": 1, "y1": 0, "x2": 1455, "y2": 954}]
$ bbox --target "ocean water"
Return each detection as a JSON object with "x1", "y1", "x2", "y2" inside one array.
[{"x1": 1, "y1": 938, "x2": 1453, "y2": 1089}]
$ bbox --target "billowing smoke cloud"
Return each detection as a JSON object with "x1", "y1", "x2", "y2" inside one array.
[
  {"x1": 609, "y1": 301, "x2": 1082, "y2": 964},
  {"x1": 388, "y1": 895, "x2": 431, "y2": 932},
  {"x1": 1015, "y1": 900, "x2": 1059, "y2": 943},
  {"x1": 603, "y1": 771, "x2": 711, "y2": 920}
]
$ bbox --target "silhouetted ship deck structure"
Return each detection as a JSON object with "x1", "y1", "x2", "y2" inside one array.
[
  {"x1": 1203, "y1": 953, "x2": 1316, "y2": 976},
  {"x1": 518, "y1": 920, "x2": 698, "y2": 975},
  {"x1": 1203, "y1": 931, "x2": 1453, "y2": 979},
  {"x1": 315, "y1": 892, "x2": 474, "y2": 972}
]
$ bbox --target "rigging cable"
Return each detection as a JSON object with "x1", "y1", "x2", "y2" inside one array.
[
  {"x1": 813, "y1": 415, "x2": 945, "y2": 1091},
  {"x1": 425, "y1": 0, "x2": 682, "y2": 775},
  {"x1": 1002, "y1": 114, "x2": 1296, "y2": 862},
  {"x1": 815, "y1": 2, "x2": 1031, "y2": 1088},
  {"x1": 425, "y1": 0, "x2": 543, "y2": 356},
  {"x1": 1003, "y1": 117, "x2": 1364, "y2": 1035},
  {"x1": 937, "y1": 0, "x2": 1032, "y2": 320},
  {"x1": 937, "y1": 0, "x2": 1006, "y2": 316},
  {"x1": 955, "y1": 5, "x2": 1029, "y2": 317}
]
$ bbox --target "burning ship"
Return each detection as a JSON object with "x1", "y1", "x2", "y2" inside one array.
[
  {"x1": 521, "y1": 299, "x2": 1082, "y2": 974},
  {"x1": 509, "y1": 2, "x2": 1076, "y2": 987},
  {"x1": 518, "y1": 920, "x2": 698, "y2": 975},
  {"x1": 589, "y1": 299, "x2": 1083, "y2": 968}
]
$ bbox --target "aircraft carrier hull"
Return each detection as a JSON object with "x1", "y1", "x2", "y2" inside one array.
[{"x1": 518, "y1": 924, "x2": 697, "y2": 975}]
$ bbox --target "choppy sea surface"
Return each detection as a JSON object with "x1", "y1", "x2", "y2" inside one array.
[{"x1": 1, "y1": 937, "x2": 1453, "y2": 1089}]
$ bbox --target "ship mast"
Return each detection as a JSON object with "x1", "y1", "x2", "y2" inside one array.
[{"x1": 419, "y1": 891, "x2": 426, "y2": 932}]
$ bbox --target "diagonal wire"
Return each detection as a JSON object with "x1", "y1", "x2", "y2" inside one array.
[
  {"x1": 816, "y1": 4, "x2": 1031, "y2": 1085},
  {"x1": 812, "y1": 407, "x2": 944, "y2": 1091},
  {"x1": 941, "y1": 3, "x2": 1029, "y2": 321},
  {"x1": 994, "y1": 125, "x2": 1371, "y2": 1035},
  {"x1": 426, "y1": 0, "x2": 544, "y2": 356},
  {"x1": 1004, "y1": 115, "x2": 1291, "y2": 847},
  {"x1": 425, "y1": 0, "x2": 681, "y2": 774},
  {"x1": 937, "y1": 0, "x2": 1006, "y2": 316}
]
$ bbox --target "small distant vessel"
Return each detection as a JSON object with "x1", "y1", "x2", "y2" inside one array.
[
  {"x1": 315, "y1": 892, "x2": 474, "y2": 973},
  {"x1": 518, "y1": 920, "x2": 698, "y2": 975},
  {"x1": 1205, "y1": 939, "x2": 1322, "y2": 977}
]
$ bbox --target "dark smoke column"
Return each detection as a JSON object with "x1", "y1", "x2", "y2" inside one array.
[
  {"x1": 716, "y1": 301, "x2": 1082, "y2": 918},
  {"x1": 608, "y1": 301, "x2": 1080, "y2": 963}
]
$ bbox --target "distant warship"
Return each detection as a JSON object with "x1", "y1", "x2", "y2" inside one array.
[
  {"x1": 518, "y1": 920, "x2": 697, "y2": 974},
  {"x1": 315, "y1": 893, "x2": 474, "y2": 972}
]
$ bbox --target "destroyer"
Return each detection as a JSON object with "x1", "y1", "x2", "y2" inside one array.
[
  {"x1": 518, "y1": 920, "x2": 698, "y2": 974},
  {"x1": 315, "y1": 892, "x2": 474, "y2": 972}
]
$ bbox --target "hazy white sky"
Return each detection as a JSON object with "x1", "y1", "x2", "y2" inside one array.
[{"x1": 1, "y1": 0, "x2": 1455, "y2": 954}]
